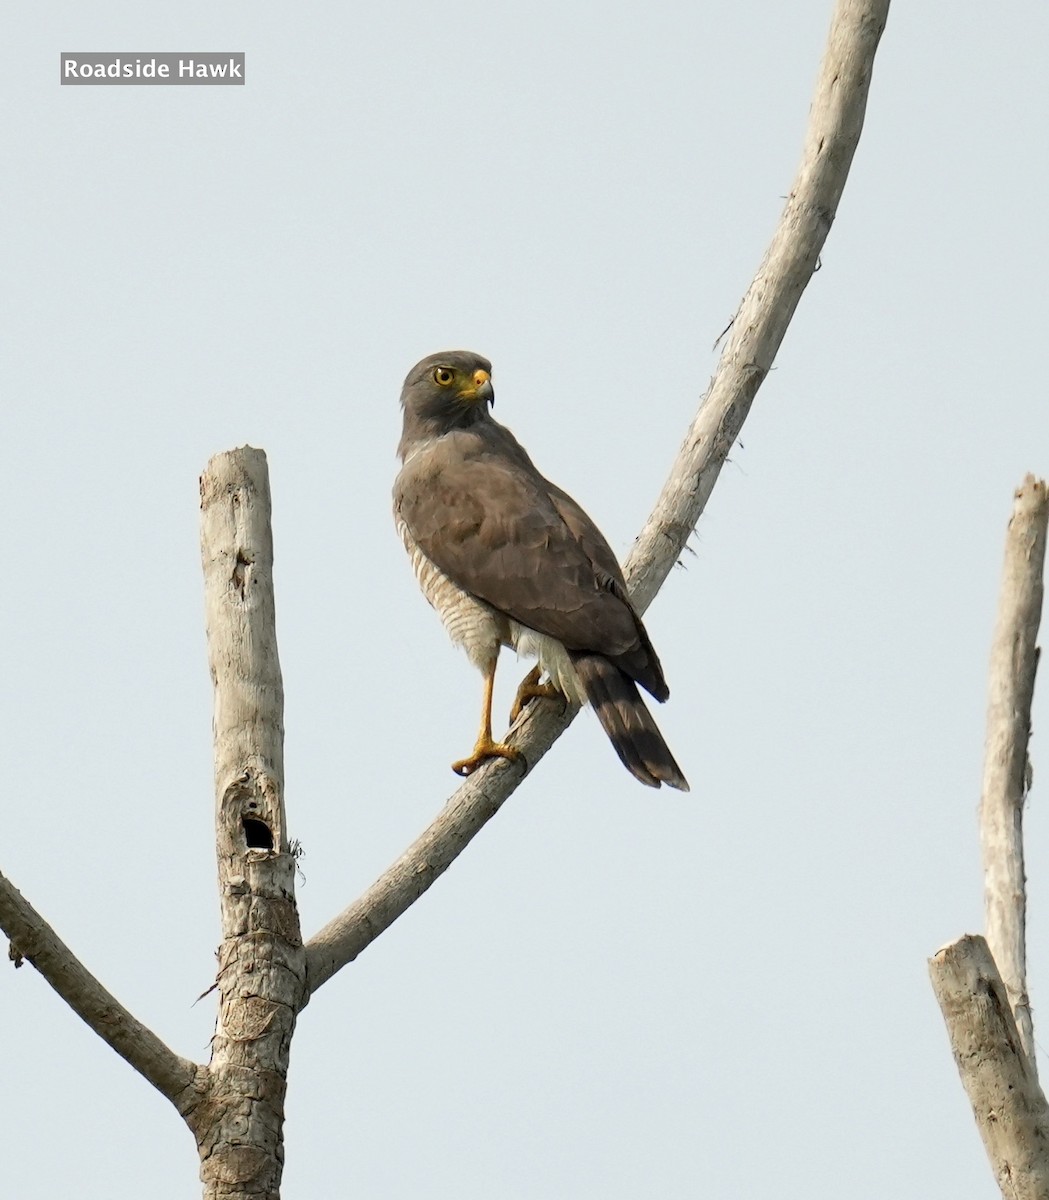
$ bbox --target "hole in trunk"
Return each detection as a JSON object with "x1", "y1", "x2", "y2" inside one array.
[{"x1": 243, "y1": 817, "x2": 273, "y2": 850}]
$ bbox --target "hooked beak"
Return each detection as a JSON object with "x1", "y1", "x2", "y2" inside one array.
[{"x1": 460, "y1": 368, "x2": 494, "y2": 407}]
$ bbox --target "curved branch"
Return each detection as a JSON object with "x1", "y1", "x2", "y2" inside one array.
[
  {"x1": 305, "y1": 0, "x2": 892, "y2": 994},
  {"x1": 629, "y1": 0, "x2": 889, "y2": 610},
  {"x1": 0, "y1": 868, "x2": 203, "y2": 1114}
]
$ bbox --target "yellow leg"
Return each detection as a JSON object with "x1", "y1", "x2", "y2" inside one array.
[
  {"x1": 451, "y1": 662, "x2": 521, "y2": 777},
  {"x1": 509, "y1": 665, "x2": 563, "y2": 723}
]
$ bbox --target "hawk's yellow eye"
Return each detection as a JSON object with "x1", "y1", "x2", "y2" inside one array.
[{"x1": 432, "y1": 367, "x2": 454, "y2": 386}]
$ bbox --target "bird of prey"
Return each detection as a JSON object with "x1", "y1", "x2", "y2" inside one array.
[{"x1": 393, "y1": 350, "x2": 688, "y2": 791}]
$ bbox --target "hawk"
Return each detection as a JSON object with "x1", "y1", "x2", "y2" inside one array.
[{"x1": 394, "y1": 350, "x2": 688, "y2": 791}]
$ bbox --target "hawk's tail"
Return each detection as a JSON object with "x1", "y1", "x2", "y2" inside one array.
[{"x1": 571, "y1": 654, "x2": 689, "y2": 791}]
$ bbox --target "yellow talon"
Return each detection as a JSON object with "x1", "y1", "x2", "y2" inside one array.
[
  {"x1": 451, "y1": 735, "x2": 521, "y2": 777},
  {"x1": 509, "y1": 665, "x2": 562, "y2": 723}
]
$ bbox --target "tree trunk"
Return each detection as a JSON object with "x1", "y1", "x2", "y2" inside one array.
[{"x1": 193, "y1": 449, "x2": 307, "y2": 1198}]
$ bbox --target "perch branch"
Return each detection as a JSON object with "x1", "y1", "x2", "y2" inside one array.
[
  {"x1": 305, "y1": 0, "x2": 892, "y2": 994},
  {"x1": 0, "y1": 868, "x2": 202, "y2": 1113},
  {"x1": 929, "y1": 935, "x2": 1049, "y2": 1199},
  {"x1": 980, "y1": 474, "x2": 1047, "y2": 1068}
]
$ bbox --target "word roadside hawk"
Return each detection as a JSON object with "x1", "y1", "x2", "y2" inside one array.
[{"x1": 393, "y1": 350, "x2": 688, "y2": 791}]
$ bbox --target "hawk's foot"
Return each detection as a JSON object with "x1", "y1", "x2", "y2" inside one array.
[
  {"x1": 451, "y1": 735, "x2": 521, "y2": 777},
  {"x1": 509, "y1": 666, "x2": 563, "y2": 723}
]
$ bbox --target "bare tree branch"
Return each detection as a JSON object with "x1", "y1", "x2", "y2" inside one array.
[
  {"x1": 304, "y1": 0, "x2": 892, "y2": 994},
  {"x1": 930, "y1": 477, "x2": 1047, "y2": 1191},
  {"x1": 930, "y1": 935, "x2": 1049, "y2": 1199},
  {"x1": 306, "y1": 724, "x2": 572, "y2": 985},
  {"x1": 981, "y1": 473, "x2": 1047, "y2": 1069},
  {"x1": 630, "y1": 0, "x2": 889, "y2": 610},
  {"x1": 0, "y1": 868, "x2": 203, "y2": 1114}
]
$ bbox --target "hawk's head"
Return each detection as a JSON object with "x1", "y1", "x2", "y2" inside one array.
[{"x1": 400, "y1": 351, "x2": 495, "y2": 443}]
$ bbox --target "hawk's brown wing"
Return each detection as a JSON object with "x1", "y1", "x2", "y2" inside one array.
[{"x1": 395, "y1": 427, "x2": 643, "y2": 663}]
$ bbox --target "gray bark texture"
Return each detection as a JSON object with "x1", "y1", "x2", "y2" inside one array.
[
  {"x1": 0, "y1": 2, "x2": 892, "y2": 1193},
  {"x1": 930, "y1": 936, "x2": 1049, "y2": 1200},
  {"x1": 981, "y1": 474, "x2": 1048, "y2": 1067}
]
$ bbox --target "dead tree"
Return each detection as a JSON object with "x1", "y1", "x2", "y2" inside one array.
[
  {"x1": 930, "y1": 475, "x2": 1049, "y2": 1199},
  {"x1": 0, "y1": 2, "x2": 891, "y2": 1194}
]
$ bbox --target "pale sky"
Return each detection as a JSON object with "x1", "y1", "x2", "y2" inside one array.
[{"x1": 2, "y1": 2, "x2": 1047, "y2": 1197}]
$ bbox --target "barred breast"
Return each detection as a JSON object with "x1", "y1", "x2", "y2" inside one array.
[
  {"x1": 396, "y1": 518, "x2": 509, "y2": 673},
  {"x1": 396, "y1": 512, "x2": 586, "y2": 708}
]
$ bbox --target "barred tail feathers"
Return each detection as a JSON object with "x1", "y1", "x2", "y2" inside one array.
[{"x1": 570, "y1": 653, "x2": 689, "y2": 792}]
